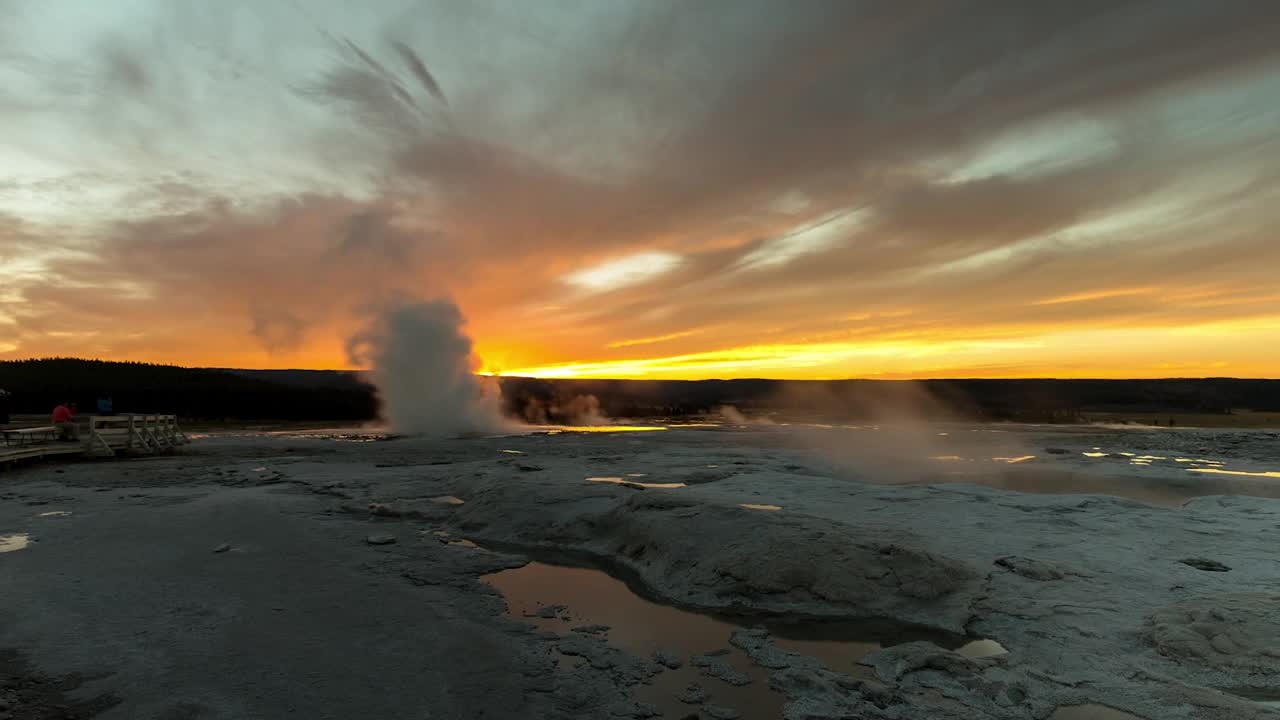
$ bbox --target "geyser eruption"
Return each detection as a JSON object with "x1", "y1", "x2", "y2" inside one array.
[{"x1": 347, "y1": 299, "x2": 508, "y2": 435}]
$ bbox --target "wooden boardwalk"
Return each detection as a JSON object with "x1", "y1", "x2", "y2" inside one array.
[{"x1": 1, "y1": 414, "x2": 189, "y2": 465}]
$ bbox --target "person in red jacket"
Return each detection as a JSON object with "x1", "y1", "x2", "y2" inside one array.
[{"x1": 52, "y1": 401, "x2": 78, "y2": 440}]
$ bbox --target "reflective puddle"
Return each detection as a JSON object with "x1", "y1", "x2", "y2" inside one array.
[
  {"x1": 1187, "y1": 468, "x2": 1280, "y2": 478},
  {"x1": 994, "y1": 455, "x2": 1037, "y2": 463},
  {"x1": 0, "y1": 533, "x2": 31, "y2": 553},
  {"x1": 486, "y1": 560, "x2": 996, "y2": 719},
  {"x1": 544, "y1": 425, "x2": 668, "y2": 434},
  {"x1": 1074, "y1": 449, "x2": 1278, "y2": 481},
  {"x1": 429, "y1": 495, "x2": 466, "y2": 505},
  {"x1": 588, "y1": 477, "x2": 687, "y2": 489},
  {"x1": 738, "y1": 504, "x2": 782, "y2": 511},
  {"x1": 851, "y1": 434, "x2": 1280, "y2": 505},
  {"x1": 37, "y1": 511, "x2": 72, "y2": 518}
]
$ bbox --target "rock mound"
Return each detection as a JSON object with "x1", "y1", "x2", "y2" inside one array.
[
  {"x1": 454, "y1": 484, "x2": 981, "y2": 631},
  {"x1": 1148, "y1": 593, "x2": 1280, "y2": 679}
]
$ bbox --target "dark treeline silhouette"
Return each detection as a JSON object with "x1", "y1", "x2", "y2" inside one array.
[
  {"x1": 0, "y1": 359, "x2": 376, "y2": 420},
  {"x1": 497, "y1": 376, "x2": 1280, "y2": 423},
  {"x1": 3, "y1": 359, "x2": 1278, "y2": 422}
]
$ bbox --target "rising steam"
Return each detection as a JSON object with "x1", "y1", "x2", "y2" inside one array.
[
  {"x1": 346, "y1": 299, "x2": 508, "y2": 436},
  {"x1": 716, "y1": 405, "x2": 774, "y2": 425},
  {"x1": 520, "y1": 393, "x2": 610, "y2": 426}
]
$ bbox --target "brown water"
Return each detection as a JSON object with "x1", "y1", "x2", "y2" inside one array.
[{"x1": 485, "y1": 560, "x2": 1000, "y2": 719}]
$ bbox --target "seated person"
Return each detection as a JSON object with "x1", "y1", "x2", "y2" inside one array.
[{"x1": 52, "y1": 401, "x2": 78, "y2": 440}]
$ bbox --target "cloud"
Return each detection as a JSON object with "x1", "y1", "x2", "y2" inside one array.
[
  {"x1": 1, "y1": 1, "x2": 1279, "y2": 377},
  {"x1": 737, "y1": 210, "x2": 866, "y2": 270},
  {"x1": 390, "y1": 41, "x2": 448, "y2": 106},
  {"x1": 567, "y1": 252, "x2": 683, "y2": 291}
]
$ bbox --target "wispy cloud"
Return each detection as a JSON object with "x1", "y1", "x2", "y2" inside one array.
[
  {"x1": 566, "y1": 252, "x2": 683, "y2": 292},
  {"x1": 1034, "y1": 287, "x2": 1159, "y2": 306},
  {"x1": 606, "y1": 328, "x2": 704, "y2": 349}
]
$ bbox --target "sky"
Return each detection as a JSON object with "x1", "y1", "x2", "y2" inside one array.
[{"x1": 2, "y1": 0, "x2": 1279, "y2": 380}]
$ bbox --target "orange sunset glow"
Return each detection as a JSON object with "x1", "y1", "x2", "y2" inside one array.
[{"x1": 3, "y1": 3, "x2": 1279, "y2": 380}]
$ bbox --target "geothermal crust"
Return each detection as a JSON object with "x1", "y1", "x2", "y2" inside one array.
[{"x1": 1, "y1": 423, "x2": 1278, "y2": 719}]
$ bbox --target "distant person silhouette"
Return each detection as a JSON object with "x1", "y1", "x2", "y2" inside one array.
[
  {"x1": 52, "y1": 401, "x2": 78, "y2": 441},
  {"x1": 0, "y1": 388, "x2": 10, "y2": 426},
  {"x1": 97, "y1": 396, "x2": 114, "y2": 415}
]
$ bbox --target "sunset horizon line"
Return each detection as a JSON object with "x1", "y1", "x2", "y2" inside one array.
[{"x1": 4, "y1": 356, "x2": 1275, "y2": 384}]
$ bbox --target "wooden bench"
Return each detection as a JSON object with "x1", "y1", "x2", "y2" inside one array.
[{"x1": 1, "y1": 426, "x2": 59, "y2": 446}]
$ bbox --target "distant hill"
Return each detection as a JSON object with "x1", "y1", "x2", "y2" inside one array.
[
  {"x1": 214, "y1": 368, "x2": 374, "y2": 391},
  {"x1": 2, "y1": 358, "x2": 1278, "y2": 422},
  {"x1": 0, "y1": 358, "x2": 376, "y2": 420},
  {"x1": 497, "y1": 376, "x2": 1280, "y2": 423}
]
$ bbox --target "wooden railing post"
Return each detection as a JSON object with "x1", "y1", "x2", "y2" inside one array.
[{"x1": 86, "y1": 416, "x2": 115, "y2": 457}]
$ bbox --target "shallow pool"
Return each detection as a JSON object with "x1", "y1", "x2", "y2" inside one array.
[{"x1": 486, "y1": 559, "x2": 1001, "y2": 719}]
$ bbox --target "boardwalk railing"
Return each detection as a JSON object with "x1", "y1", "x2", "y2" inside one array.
[
  {"x1": 1, "y1": 413, "x2": 189, "y2": 465},
  {"x1": 86, "y1": 414, "x2": 189, "y2": 457}
]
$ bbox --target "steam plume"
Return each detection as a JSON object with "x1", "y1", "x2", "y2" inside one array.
[
  {"x1": 346, "y1": 299, "x2": 508, "y2": 436},
  {"x1": 717, "y1": 405, "x2": 774, "y2": 425},
  {"x1": 520, "y1": 393, "x2": 610, "y2": 426}
]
